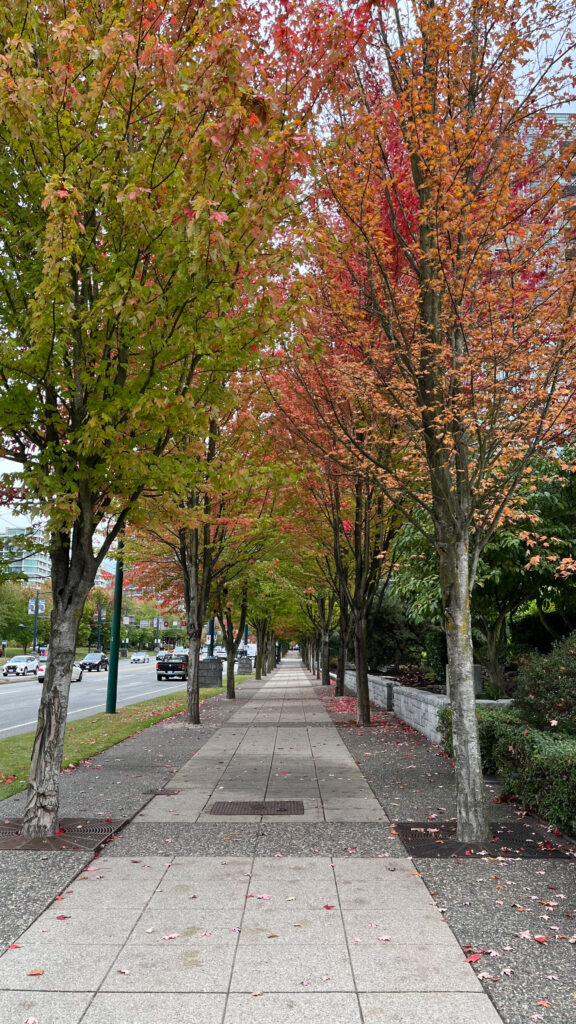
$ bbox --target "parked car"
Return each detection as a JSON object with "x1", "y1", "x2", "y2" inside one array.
[
  {"x1": 79, "y1": 652, "x2": 109, "y2": 672},
  {"x1": 173, "y1": 646, "x2": 188, "y2": 656},
  {"x1": 130, "y1": 651, "x2": 150, "y2": 664},
  {"x1": 213, "y1": 646, "x2": 227, "y2": 660},
  {"x1": 157, "y1": 653, "x2": 188, "y2": 681},
  {"x1": 2, "y1": 654, "x2": 39, "y2": 677},
  {"x1": 37, "y1": 657, "x2": 83, "y2": 682}
]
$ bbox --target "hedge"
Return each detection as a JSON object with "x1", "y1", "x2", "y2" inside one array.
[
  {"x1": 437, "y1": 705, "x2": 521, "y2": 775},
  {"x1": 438, "y1": 704, "x2": 576, "y2": 835}
]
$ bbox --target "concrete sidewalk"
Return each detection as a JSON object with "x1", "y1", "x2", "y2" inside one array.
[{"x1": 0, "y1": 657, "x2": 503, "y2": 1023}]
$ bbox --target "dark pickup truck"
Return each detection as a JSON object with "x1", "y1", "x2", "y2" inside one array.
[{"x1": 157, "y1": 653, "x2": 188, "y2": 681}]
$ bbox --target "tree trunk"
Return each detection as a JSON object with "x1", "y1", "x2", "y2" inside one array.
[
  {"x1": 354, "y1": 611, "x2": 370, "y2": 725},
  {"x1": 186, "y1": 627, "x2": 202, "y2": 724},
  {"x1": 255, "y1": 623, "x2": 266, "y2": 679},
  {"x1": 321, "y1": 631, "x2": 330, "y2": 686},
  {"x1": 335, "y1": 597, "x2": 351, "y2": 697},
  {"x1": 22, "y1": 606, "x2": 82, "y2": 837},
  {"x1": 483, "y1": 617, "x2": 505, "y2": 696},
  {"x1": 441, "y1": 538, "x2": 488, "y2": 842},
  {"x1": 226, "y1": 656, "x2": 235, "y2": 699}
]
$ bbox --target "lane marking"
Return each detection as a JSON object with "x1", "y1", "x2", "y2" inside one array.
[{"x1": 1, "y1": 684, "x2": 186, "y2": 734}]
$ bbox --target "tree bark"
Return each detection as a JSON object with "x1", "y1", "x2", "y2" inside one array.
[
  {"x1": 186, "y1": 626, "x2": 202, "y2": 724},
  {"x1": 22, "y1": 604, "x2": 83, "y2": 836},
  {"x1": 441, "y1": 537, "x2": 488, "y2": 842},
  {"x1": 483, "y1": 615, "x2": 506, "y2": 696},
  {"x1": 354, "y1": 611, "x2": 370, "y2": 725},
  {"x1": 321, "y1": 630, "x2": 330, "y2": 686}
]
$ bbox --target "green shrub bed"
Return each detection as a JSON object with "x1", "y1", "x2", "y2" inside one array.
[{"x1": 437, "y1": 704, "x2": 576, "y2": 836}]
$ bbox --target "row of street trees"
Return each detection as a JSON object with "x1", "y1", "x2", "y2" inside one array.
[{"x1": 0, "y1": 0, "x2": 575, "y2": 843}]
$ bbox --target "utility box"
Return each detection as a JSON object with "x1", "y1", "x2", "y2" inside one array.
[
  {"x1": 237, "y1": 656, "x2": 253, "y2": 674},
  {"x1": 199, "y1": 659, "x2": 223, "y2": 687}
]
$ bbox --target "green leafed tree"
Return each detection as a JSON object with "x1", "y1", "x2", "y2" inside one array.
[{"x1": 0, "y1": 0, "x2": 324, "y2": 836}]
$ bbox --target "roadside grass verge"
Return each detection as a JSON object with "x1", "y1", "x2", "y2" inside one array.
[{"x1": 0, "y1": 678, "x2": 251, "y2": 804}]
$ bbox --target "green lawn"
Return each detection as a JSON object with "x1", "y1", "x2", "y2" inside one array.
[{"x1": 0, "y1": 680, "x2": 250, "y2": 803}]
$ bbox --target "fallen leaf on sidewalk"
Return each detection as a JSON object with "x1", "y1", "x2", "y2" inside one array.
[
  {"x1": 162, "y1": 933, "x2": 179, "y2": 940},
  {"x1": 117, "y1": 968, "x2": 130, "y2": 975},
  {"x1": 378, "y1": 935, "x2": 392, "y2": 942},
  {"x1": 9, "y1": 944, "x2": 20, "y2": 949},
  {"x1": 24, "y1": 1017, "x2": 39, "y2": 1023},
  {"x1": 27, "y1": 970, "x2": 44, "y2": 976},
  {"x1": 323, "y1": 905, "x2": 335, "y2": 910},
  {"x1": 464, "y1": 954, "x2": 482, "y2": 962},
  {"x1": 56, "y1": 915, "x2": 69, "y2": 921},
  {"x1": 268, "y1": 934, "x2": 278, "y2": 938},
  {"x1": 252, "y1": 990, "x2": 264, "y2": 996}
]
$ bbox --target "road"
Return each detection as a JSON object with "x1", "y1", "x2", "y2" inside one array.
[{"x1": 0, "y1": 660, "x2": 231, "y2": 739}]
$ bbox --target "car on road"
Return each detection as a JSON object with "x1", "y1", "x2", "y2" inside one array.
[
  {"x1": 213, "y1": 646, "x2": 227, "y2": 660},
  {"x1": 157, "y1": 653, "x2": 188, "y2": 681},
  {"x1": 37, "y1": 657, "x2": 83, "y2": 682},
  {"x1": 2, "y1": 654, "x2": 39, "y2": 677},
  {"x1": 130, "y1": 651, "x2": 150, "y2": 664},
  {"x1": 79, "y1": 652, "x2": 109, "y2": 672}
]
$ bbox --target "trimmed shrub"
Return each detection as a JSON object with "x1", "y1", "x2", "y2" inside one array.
[
  {"x1": 514, "y1": 633, "x2": 576, "y2": 735},
  {"x1": 438, "y1": 704, "x2": 576, "y2": 835},
  {"x1": 437, "y1": 704, "x2": 521, "y2": 774},
  {"x1": 494, "y1": 725, "x2": 576, "y2": 837}
]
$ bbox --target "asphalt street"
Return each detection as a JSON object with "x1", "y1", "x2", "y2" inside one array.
[{"x1": 0, "y1": 660, "x2": 225, "y2": 738}]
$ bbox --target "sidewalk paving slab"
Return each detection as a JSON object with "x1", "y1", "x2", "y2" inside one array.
[{"x1": 2, "y1": 656, "x2": 574, "y2": 1023}]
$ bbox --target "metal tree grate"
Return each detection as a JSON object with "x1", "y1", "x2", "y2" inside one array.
[
  {"x1": 394, "y1": 820, "x2": 575, "y2": 859},
  {"x1": 209, "y1": 800, "x2": 305, "y2": 816},
  {"x1": 0, "y1": 817, "x2": 128, "y2": 852}
]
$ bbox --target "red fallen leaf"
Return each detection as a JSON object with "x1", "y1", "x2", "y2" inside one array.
[
  {"x1": 56, "y1": 915, "x2": 69, "y2": 920},
  {"x1": 323, "y1": 905, "x2": 335, "y2": 910},
  {"x1": 464, "y1": 954, "x2": 483, "y2": 962},
  {"x1": 9, "y1": 943, "x2": 20, "y2": 948},
  {"x1": 55, "y1": 829, "x2": 65, "y2": 835},
  {"x1": 27, "y1": 969, "x2": 44, "y2": 976},
  {"x1": 534, "y1": 936, "x2": 549, "y2": 943},
  {"x1": 537, "y1": 1001, "x2": 552, "y2": 1007}
]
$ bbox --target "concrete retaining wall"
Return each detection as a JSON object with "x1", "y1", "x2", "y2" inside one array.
[
  {"x1": 391, "y1": 686, "x2": 449, "y2": 744},
  {"x1": 341, "y1": 670, "x2": 395, "y2": 711},
  {"x1": 336, "y1": 668, "x2": 510, "y2": 745}
]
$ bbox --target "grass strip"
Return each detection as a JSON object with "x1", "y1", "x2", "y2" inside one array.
[{"x1": 0, "y1": 679, "x2": 251, "y2": 803}]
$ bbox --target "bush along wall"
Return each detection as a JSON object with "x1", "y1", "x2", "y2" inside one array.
[
  {"x1": 514, "y1": 633, "x2": 576, "y2": 735},
  {"x1": 437, "y1": 705, "x2": 576, "y2": 836}
]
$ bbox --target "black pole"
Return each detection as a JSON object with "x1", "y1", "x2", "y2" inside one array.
[
  {"x1": 208, "y1": 617, "x2": 215, "y2": 657},
  {"x1": 106, "y1": 541, "x2": 124, "y2": 714}
]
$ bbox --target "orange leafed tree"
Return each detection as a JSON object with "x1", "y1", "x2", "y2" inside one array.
[{"x1": 302, "y1": 0, "x2": 576, "y2": 840}]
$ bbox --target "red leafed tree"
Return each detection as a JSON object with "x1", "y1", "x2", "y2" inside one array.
[{"x1": 299, "y1": 0, "x2": 576, "y2": 840}]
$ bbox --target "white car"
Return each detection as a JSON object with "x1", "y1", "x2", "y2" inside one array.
[
  {"x1": 130, "y1": 651, "x2": 150, "y2": 664},
  {"x1": 37, "y1": 657, "x2": 83, "y2": 682},
  {"x1": 3, "y1": 654, "x2": 39, "y2": 677}
]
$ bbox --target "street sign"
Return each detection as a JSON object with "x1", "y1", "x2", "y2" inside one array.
[{"x1": 140, "y1": 619, "x2": 150, "y2": 628}]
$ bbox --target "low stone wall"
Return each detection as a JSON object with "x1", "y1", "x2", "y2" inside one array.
[
  {"x1": 337, "y1": 668, "x2": 511, "y2": 745},
  {"x1": 341, "y1": 670, "x2": 395, "y2": 711},
  {"x1": 391, "y1": 686, "x2": 449, "y2": 744}
]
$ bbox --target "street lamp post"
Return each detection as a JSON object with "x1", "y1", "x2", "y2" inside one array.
[{"x1": 32, "y1": 589, "x2": 39, "y2": 652}]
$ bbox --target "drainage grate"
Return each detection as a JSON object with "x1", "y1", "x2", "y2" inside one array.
[
  {"x1": 0, "y1": 817, "x2": 128, "y2": 852},
  {"x1": 394, "y1": 820, "x2": 575, "y2": 859},
  {"x1": 209, "y1": 800, "x2": 305, "y2": 816}
]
